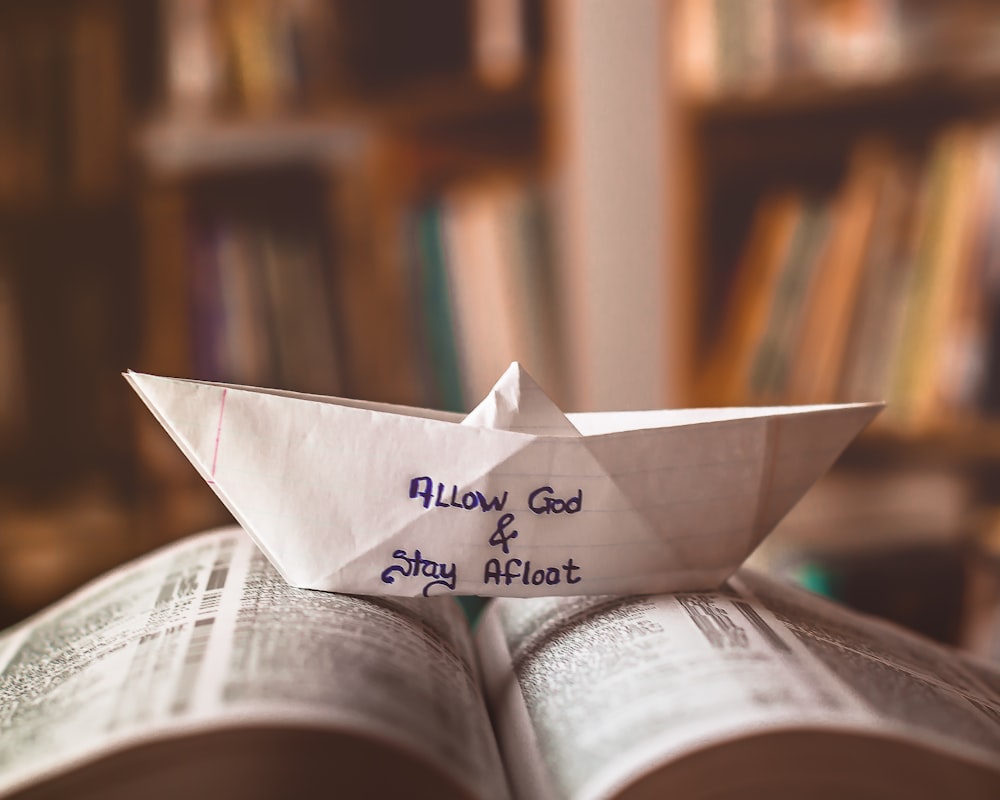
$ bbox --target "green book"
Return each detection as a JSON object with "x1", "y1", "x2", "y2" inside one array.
[{"x1": 416, "y1": 202, "x2": 465, "y2": 413}]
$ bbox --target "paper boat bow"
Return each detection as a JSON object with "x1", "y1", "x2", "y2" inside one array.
[{"x1": 126, "y1": 363, "x2": 880, "y2": 598}]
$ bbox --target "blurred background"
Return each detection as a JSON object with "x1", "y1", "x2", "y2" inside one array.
[{"x1": 3, "y1": 0, "x2": 1000, "y2": 658}]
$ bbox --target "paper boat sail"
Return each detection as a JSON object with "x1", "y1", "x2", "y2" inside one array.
[{"x1": 126, "y1": 364, "x2": 881, "y2": 598}]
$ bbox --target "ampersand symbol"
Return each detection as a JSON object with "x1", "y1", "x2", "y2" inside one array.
[{"x1": 489, "y1": 513, "x2": 519, "y2": 554}]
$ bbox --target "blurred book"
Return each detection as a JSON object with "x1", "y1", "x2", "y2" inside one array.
[
  {"x1": 0, "y1": 3, "x2": 128, "y2": 207},
  {"x1": 68, "y1": 0, "x2": 127, "y2": 200},
  {"x1": 472, "y1": 0, "x2": 542, "y2": 88},
  {"x1": 786, "y1": 142, "x2": 889, "y2": 403},
  {"x1": 701, "y1": 122, "x2": 1000, "y2": 434},
  {"x1": 408, "y1": 199, "x2": 466, "y2": 411},
  {"x1": 407, "y1": 176, "x2": 563, "y2": 411},
  {"x1": 189, "y1": 215, "x2": 343, "y2": 395},
  {"x1": 700, "y1": 192, "x2": 805, "y2": 403},
  {"x1": 674, "y1": 0, "x2": 956, "y2": 99},
  {"x1": 158, "y1": 0, "x2": 542, "y2": 118}
]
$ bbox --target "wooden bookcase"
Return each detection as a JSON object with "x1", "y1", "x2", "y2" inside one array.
[
  {"x1": 125, "y1": 0, "x2": 694, "y2": 544},
  {"x1": 668, "y1": 0, "x2": 1000, "y2": 645},
  {"x1": 0, "y1": 0, "x2": 158, "y2": 623},
  {"x1": 128, "y1": 1, "x2": 550, "y2": 542},
  {"x1": 670, "y1": 1, "x2": 1000, "y2": 421}
]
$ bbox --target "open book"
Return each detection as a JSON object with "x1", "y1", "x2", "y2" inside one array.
[{"x1": 2, "y1": 528, "x2": 999, "y2": 799}]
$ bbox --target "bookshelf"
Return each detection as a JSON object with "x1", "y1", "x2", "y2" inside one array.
[
  {"x1": 128, "y1": 0, "x2": 557, "y2": 542},
  {"x1": 0, "y1": 0, "x2": 154, "y2": 623},
  {"x1": 673, "y1": 1, "x2": 1000, "y2": 422},
  {"x1": 0, "y1": 0, "x2": 144, "y2": 488},
  {"x1": 673, "y1": 0, "x2": 1000, "y2": 646},
  {"x1": 129, "y1": 0, "x2": 690, "y2": 544}
]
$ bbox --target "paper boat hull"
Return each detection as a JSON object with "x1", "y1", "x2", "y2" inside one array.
[{"x1": 127, "y1": 372, "x2": 880, "y2": 597}]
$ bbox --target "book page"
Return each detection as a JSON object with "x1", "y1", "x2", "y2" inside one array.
[
  {"x1": 477, "y1": 570, "x2": 1000, "y2": 800},
  {"x1": 0, "y1": 528, "x2": 507, "y2": 800},
  {"x1": 736, "y1": 570, "x2": 1000, "y2": 764}
]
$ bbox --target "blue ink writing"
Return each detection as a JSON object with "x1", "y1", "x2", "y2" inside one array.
[
  {"x1": 489, "y1": 513, "x2": 519, "y2": 554},
  {"x1": 381, "y1": 548, "x2": 457, "y2": 596},
  {"x1": 483, "y1": 557, "x2": 582, "y2": 586},
  {"x1": 401, "y1": 476, "x2": 588, "y2": 592},
  {"x1": 409, "y1": 476, "x2": 508, "y2": 512},
  {"x1": 528, "y1": 486, "x2": 583, "y2": 515}
]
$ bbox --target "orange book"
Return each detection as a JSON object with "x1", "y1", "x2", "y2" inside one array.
[
  {"x1": 891, "y1": 127, "x2": 983, "y2": 431},
  {"x1": 786, "y1": 142, "x2": 889, "y2": 403},
  {"x1": 698, "y1": 193, "x2": 804, "y2": 405}
]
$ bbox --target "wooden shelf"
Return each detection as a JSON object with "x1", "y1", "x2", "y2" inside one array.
[
  {"x1": 138, "y1": 78, "x2": 540, "y2": 177},
  {"x1": 688, "y1": 64, "x2": 1000, "y2": 127},
  {"x1": 844, "y1": 420, "x2": 1000, "y2": 469}
]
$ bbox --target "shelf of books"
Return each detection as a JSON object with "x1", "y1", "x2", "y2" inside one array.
[
  {"x1": 0, "y1": 0, "x2": 683, "y2": 621},
  {"x1": 0, "y1": 0, "x2": 155, "y2": 624},
  {"x1": 0, "y1": 0, "x2": 144, "y2": 489},
  {"x1": 129, "y1": 0, "x2": 573, "y2": 546},
  {"x1": 674, "y1": 2, "x2": 1000, "y2": 435},
  {"x1": 139, "y1": 15, "x2": 559, "y2": 392},
  {"x1": 0, "y1": 0, "x2": 558, "y2": 615},
  {"x1": 666, "y1": 0, "x2": 1000, "y2": 650}
]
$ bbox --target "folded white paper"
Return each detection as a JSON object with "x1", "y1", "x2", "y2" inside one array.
[{"x1": 125, "y1": 363, "x2": 881, "y2": 597}]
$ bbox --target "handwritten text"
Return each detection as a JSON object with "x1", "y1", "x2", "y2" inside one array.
[{"x1": 380, "y1": 548, "x2": 457, "y2": 596}]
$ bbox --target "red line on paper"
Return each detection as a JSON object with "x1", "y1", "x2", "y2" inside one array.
[{"x1": 211, "y1": 388, "x2": 228, "y2": 477}]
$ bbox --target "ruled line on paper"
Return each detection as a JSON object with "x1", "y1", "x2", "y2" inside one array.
[{"x1": 210, "y1": 388, "x2": 228, "y2": 478}]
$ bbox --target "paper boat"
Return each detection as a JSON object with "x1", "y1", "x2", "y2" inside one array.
[{"x1": 126, "y1": 363, "x2": 881, "y2": 597}]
